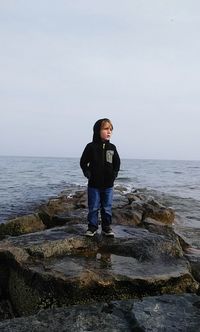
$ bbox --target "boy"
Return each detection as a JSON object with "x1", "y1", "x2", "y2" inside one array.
[{"x1": 80, "y1": 118, "x2": 120, "y2": 237}]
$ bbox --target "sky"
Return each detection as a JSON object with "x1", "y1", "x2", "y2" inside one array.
[{"x1": 1, "y1": 0, "x2": 200, "y2": 160}]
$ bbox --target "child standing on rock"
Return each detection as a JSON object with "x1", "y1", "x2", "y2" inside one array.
[{"x1": 80, "y1": 118, "x2": 120, "y2": 237}]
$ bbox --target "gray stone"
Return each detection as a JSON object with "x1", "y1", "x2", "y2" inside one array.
[
  {"x1": 0, "y1": 188, "x2": 199, "y2": 330},
  {"x1": 0, "y1": 224, "x2": 197, "y2": 317},
  {"x1": 0, "y1": 294, "x2": 200, "y2": 331}
]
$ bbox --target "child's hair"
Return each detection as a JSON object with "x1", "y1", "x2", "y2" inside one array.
[{"x1": 100, "y1": 119, "x2": 113, "y2": 130}]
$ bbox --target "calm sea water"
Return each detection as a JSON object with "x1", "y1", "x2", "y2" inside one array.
[{"x1": 0, "y1": 156, "x2": 200, "y2": 229}]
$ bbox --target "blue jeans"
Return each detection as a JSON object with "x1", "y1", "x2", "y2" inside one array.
[{"x1": 87, "y1": 186, "x2": 113, "y2": 230}]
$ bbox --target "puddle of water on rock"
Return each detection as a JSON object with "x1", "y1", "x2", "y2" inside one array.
[
  {"x1": 41, "y1": 253, "x2": 141, "y2": 279},
  {"x1": 33, "y1": 250, "x2": 189, "y2": 282}
]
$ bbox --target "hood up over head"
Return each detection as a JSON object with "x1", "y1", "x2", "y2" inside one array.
[{"x1": 92, "y1": 118, "x2": 112, "y2": 143}]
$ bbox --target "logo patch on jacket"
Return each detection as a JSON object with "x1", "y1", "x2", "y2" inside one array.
[{"x1": 106, "y1": 150, "x2": 114, "y2": 163}]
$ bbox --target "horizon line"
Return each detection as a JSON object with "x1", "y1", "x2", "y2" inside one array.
[{"x1": 0, "y1": 154, "x2": 200, "y2": 162}]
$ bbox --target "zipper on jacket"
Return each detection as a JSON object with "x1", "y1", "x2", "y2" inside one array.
[
  {"x1": 102, "y1": 143, "x2": 105, "y2": 186},
  {"x1": 102, "y1": 143, "x2": 105, "y2": 164}
]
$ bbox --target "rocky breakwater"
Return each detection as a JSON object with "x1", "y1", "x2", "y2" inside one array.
[{"x1": 0, "y1": 187, "x2": 199, "y2": 331}]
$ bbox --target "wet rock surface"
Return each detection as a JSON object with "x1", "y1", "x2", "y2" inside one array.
[
  {"x1": 0, "y1": 294, "x2": 200, "y2": 332},
  {"x1": 0, "y1": 187, "x2": 199, "y2": 330}
]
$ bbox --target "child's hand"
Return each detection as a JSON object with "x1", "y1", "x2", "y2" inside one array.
[{"x1": 84, "y1": 170, "x2": 91, "y2": 179}]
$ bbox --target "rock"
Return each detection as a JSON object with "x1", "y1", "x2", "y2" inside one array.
[
  {"x1": 132, "y1": 197, "x2": 175, "y2": 225},
  {"x1": 174, "y1": 224, "x2": 200, "y2": 249},
  {"x1": 0, "y1": 300, "x2": 14, "y2": 322},
  {"x1": 112, "y1": 193, "x2": 175, "y2": 227},
  {"x1": 113, "y1": 206, "x2": 142, "y2": 226},
  {"x1": 0, "y1": 242, "x2": 30, "y2": 263},
  {"x1": 143, "y1": 205, "x2": 175, "y2": 224},
  {"x1": 0, "y1": 224, "x2": 198, "y2": 316},
  {"x1": 0, "y1": 188, "x2": 199, "y2": 330},
  {"x1": 0, "y1": 294, "x2": 200, "y2": 331},
  {"x1": 133, "y1": 293, "x2": 200, "y2": 331},
  {"x1": 0, "y1": 214, "x2": 45, "y2": 236},
  {"x1": 38, "y1": 192, "x2": 88, "y2": 228},
  {"x1": 126, "y1": 192, "x2": 146, "y2": 204},
  {"x1": 36, "y1": 189, "x2": 175, "y2": 228},
  {"x1": 184, "y1": 247, "x2": 200, "y2": 286},
  {"x1": 0, "y1": 263, "x2": 9, "y2": 295},
  {"x1": 0, "y1": 300, "x2": 143, "y2": 331}
]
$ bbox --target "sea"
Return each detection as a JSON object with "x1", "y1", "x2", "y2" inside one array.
[{"x1": 0, "y1": 156, "x2": 200, "y2": 246}]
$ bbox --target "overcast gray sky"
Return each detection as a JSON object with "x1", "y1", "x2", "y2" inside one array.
[{"x1": 1, "y1": 1, "x2": 200, "y2": 160}]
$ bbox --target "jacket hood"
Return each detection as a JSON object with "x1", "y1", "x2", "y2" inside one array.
[{"x1": 92, "y1": 118, "x2": 111, "y2": 143}]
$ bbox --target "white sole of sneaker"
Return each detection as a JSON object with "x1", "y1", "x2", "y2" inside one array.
[
  {"x1": 85, "y1": 231, "x2": 97, "y2": 237},
  {"x1": 102, "y1": 231, "x2": 114, "y2": 237}
]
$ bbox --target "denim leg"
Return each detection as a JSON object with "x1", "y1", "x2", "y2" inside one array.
[
  {"x1": 100, "y1": 187, "x2": 113, "y2": 228},
  {"x1": 87, "y1": 187, "x2": 100, "y2": 229}
]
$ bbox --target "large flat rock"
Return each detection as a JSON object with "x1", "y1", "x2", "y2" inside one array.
[
  {"x1": 0, "y1": 294, "x2": 199, "y2": 332},
  {"x1": 0, "y1": 224, "x2": 197, "y2": 316},
  {"x1": 0, "y1": 189, "x2": 199, "y2": 327}
]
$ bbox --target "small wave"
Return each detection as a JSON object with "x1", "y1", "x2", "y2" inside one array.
[
  {"x1": 114, "y1": 183, "x2": 133, "y2": 193},
  {"x1": 117, "y1": 177, "x2": 133, "y2": 182},
  {"x1": 186, "y1": 216, "x2": 200, "y2": 221},
  {"x1": 188, "y1": 166, "x2": 200, "y2": 169}
]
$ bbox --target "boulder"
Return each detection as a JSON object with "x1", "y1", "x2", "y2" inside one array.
[
  {"x1": 0, "y1": 188, "x2": 199, "y2": 330},
  {"x1": 0, "y1": 294, "x2": 200, "y2": 331},
  {"x1": 0, "y1": 214, "x2": 45, "y2": 236},
  {"x1": 0, "y1": 224, "x2": 197, "y2": 317},
  {"x1": 38, "y1": 192, "x2": 88, "y2": 228},
  {"x1": 184, "y1": 247, "x2": 200, "y2": 286}
]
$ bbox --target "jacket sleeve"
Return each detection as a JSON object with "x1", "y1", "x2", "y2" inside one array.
[
  {"x1": 80, "y1": 144, "x2": 91, "y2": 179},
  {"x1": 113, "y1": 147, "x2": 120, "y2": 179}
]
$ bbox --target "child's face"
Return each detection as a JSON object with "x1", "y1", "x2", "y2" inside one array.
[{"x1": 100, "y1": 122, "x2": 113, "y2": 141}]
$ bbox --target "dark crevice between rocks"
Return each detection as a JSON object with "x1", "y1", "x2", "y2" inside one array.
[
  {"x1": 0, "y1": 262, "x2": 17, "y2": 321},
  {"x1": 101, "y1": 302, "x2": 145, "y2": 332}
]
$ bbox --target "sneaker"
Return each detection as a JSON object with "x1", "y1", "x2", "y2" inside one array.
[
  {"x1": 85, "y1": 228, "x2": 97, "y2": 237},
  {"x1": 102, "y1": 227, "x2": 115, "y2": 237}
]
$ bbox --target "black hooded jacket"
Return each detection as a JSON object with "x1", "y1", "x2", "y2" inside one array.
[{"x1": 80, "y1": 119, "x2": 120, "y2": 189}]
